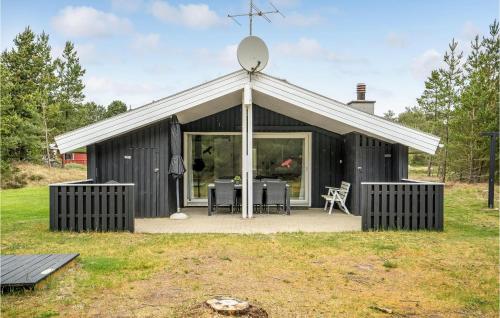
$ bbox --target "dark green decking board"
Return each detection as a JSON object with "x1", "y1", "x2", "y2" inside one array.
[{"x1": 1, "y1": 254, "x2": 79, "y2": 289}]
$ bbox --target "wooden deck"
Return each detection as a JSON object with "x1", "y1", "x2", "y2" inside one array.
[{"x1": 1, "y1": 254, "x2": 79, "y2": 290}]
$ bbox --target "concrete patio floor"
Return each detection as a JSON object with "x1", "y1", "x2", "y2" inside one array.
[{"x1": 135, "y1": 208, "x2": 362, "y2": 234}]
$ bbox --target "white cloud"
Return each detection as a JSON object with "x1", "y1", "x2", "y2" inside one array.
[
  {"x1": 385, "y1": 32, "x2": 407, "y2": 48},
  {"x1": 462, "y1": 21, "x2": 481, "y2": 41},
  {"x1": 52, "y1": 6, "x2": 132, "y2": 38},
  {"x1": 196, "y1": 44, "x2": 239, "y2": 69},
  {"x1": 111, "y1": 0, "x2": 142, "y2": 12},
  {"x1": 276, "y1": 37, "x2": 324, "y2": 59},
  {"x1": 275, "y1": 37, "x2": 366, "y2": 63},
  {"x1": 271, "y1": 0, "x2": 300, "y2": 8},
  {"x1": 150, "y1": 1, "x2": 226, "y2": 29},
  {"x1": 51, "y1": 42, "x2": 98, "y2": 65},
  {"x1": 411, "y1": 49, "x2": 441, "y2": 79},
  {"x1": 84, "y1": 75, "x2": 171, "y2": 107},
  {"x1": 131, "y1": 33, "x2": 160, "y2": 51},
  {"x1": 276, "y1": 12, "x2": 324, "y2": 27},
  {"x1": 75, "y1": 43, "x2": 97, "y2": 63}
]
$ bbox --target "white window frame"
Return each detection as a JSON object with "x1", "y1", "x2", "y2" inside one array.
[{"x1": 183, "y1": 131, "x2": 312, "y2": 207}]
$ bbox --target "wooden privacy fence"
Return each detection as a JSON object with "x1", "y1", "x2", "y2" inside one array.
[
  {"x1": 360, "y1": 180, "x2": 444, "y2": 231},
  {"x1": 50, "y1": 180, "x2": 135, "y2": 232}
]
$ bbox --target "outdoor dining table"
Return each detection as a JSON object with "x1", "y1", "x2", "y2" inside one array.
[{"x1": 207, "y1": 183, "x2": 291, "y2": 215}]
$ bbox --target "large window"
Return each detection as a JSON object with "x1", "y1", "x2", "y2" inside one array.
[
  {"x1": 184, "y1": 132, "x2": 311, "y2": 206},
  {"x1": 253, "y1": 133, "x2": 308, "y2": 201},
  {"x1": 185, "y1": 133, "x2": 241, "y2": 203}
]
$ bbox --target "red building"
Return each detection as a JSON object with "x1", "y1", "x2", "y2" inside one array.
[{"x1": 61, "y1": 148, "x2": 87, "y2": 165}]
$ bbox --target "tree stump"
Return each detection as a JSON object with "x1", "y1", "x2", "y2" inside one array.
[{"x1": 206, "y1": 297, "x2": 250, "y2": 315}]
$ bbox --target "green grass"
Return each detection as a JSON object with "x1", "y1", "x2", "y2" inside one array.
[{"x1": 1, "y1": 183, "x2": 498, "y2": 317}]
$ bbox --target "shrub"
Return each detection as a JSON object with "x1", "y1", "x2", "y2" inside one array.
[
  {"x1": 1, "y1": 162, "x2": 28, "y2": 189},
  {"x1": 28, "y1": 174, "x2": 44, "y2": 181}
]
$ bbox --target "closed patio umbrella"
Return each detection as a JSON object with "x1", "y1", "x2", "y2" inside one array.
[{"x1": 168, "y1": 115, "x2": 187, "y2": 219}]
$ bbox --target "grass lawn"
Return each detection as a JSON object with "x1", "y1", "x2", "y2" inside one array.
[{"x1": 1, "y1": 183, "x2": 498, "y2": 317}]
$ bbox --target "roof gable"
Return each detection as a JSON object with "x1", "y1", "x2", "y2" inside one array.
[{"x1": 55, "y1": 70, "x2": 439, "y2": 154}]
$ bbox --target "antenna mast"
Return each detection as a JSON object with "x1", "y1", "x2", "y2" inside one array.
[{"x1": 228, "y1": 0, "x2": 285, "y2": 35}]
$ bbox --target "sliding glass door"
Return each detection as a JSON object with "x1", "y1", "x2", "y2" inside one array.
[{"x1": 184, "y1": 132, "x2": 311, "y2": 206}]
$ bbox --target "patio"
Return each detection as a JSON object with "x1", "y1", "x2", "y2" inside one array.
[{"x1": 135, "y1": 208, "x2": 361, "y2": 234}]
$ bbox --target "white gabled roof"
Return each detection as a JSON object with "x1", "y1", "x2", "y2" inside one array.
[
  {"x1": 55, "y1": 70, "x2": 248, "y2": 153},
  {"x1": 252, "y1": 72, "x2": 440, "y2": 154},
  {"x1": 55, "y1": 69, "x2": 440, "y2": 154}
]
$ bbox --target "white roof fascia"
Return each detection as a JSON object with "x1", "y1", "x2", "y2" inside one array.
[
  {"x1": 252, "y1": 73, "x2": 440, "y2": 154},
  {"x1": 55, "y1": 70, "x2": 248, "y2": 153}
]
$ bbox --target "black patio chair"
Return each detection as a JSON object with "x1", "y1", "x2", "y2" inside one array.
[
  {"x1": 252, "y1": 180, "x2": 265, "y2": 213},
  {"x1": 265, "y1": 180, "x2": 287, "y2": 213},
  {"x1": 214, "y1": 180, "x2": 236, "y2": 214}
]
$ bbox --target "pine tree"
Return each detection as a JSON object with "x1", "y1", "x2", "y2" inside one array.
[
  {"x1": 416, "y1": 70, "x2": 446, "y2": 176},
  {"x1": 438, "y1": 39, "x2": 463, "y2": 182},
  {"x1": 54, "y1": 41, "x2": 86, "y2": 133},
  {"x1": 1, "y1": 27, "x2": 47, "y2": 162},
  {"x1": 449, "y1": 21, "x2": 499, "y2": 182},
  {"x1": 35, "y1": 32, "x2": 58, "y2": 166},
  {"x1": 383, "y1": 110, "x2": 396, "y2": 121}
]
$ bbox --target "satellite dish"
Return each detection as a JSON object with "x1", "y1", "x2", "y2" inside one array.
[{"x1": 237, "y1": 36, "x2": 269, "y2": 73}]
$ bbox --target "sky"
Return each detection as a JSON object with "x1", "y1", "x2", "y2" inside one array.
[{"x1": 1, "y1": 0, "x2": 498, "y2": 115}]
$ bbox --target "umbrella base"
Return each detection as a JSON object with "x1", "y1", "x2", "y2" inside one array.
[{"x1": 170, "y1": 212, "x2": 189, "y2": 220}]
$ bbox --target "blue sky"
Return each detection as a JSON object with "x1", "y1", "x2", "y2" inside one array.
[{"x1": 1, "y1": 0, "x2": 497, "y2": 115}]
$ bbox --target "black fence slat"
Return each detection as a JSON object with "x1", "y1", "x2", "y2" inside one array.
[
  {"x1": 117, "y1": 186, "x2": 123, "y2": 230},
  {"x1": 381, "y1": 185, "x2": 387, "y2": 229},
  {"x1": 419, "y1": 185, "x2": 426, "y2": 229},
  {"x1": 61, "y1": 187, "x2": 67, "y2": 230},
  {"x1": 436, "y1": 185, "x2": 444, "y2": 230},
  {"x1": 49, "y1": 183, "x2": 135, "y2": 232},
  {"x1": 396, "y1": 185, "x2": 403, "y2": 229},
  {"x1": 404, "y1": 185, "x2": 411, "y2": 230},
  {"x1": 373, "y1": 185, "x2": 380, "y2": 229},
  {"x1": 93, "y1": 186, "x2": 100, "y2": 231},
  {"x1": 69, "y1": 187, "x2": 75, "y2": 231},
  {"x1": 388, "y1": 184, "x2": 395, "y2": 228},
  {"x1": 101, "y1": 186, "x2": 108, "y2": 231},
  {"x1": 49, "y1": 187, "x2": 57, "y2": 231},
  {"x1": 77, "y1": 187, "x2": 84, "y2": 232},
  {"x1": 411, "y1": 185, "x2": 418, "y2": 230},
  {"x1": 360, "y1": 181, "x2": 444, "y2": 232},
  {"x1": 367, "y1": 185, "x2": 373, "y2": 230},
  {"x1": 86, "y1": 186, "x2": 92, "y2": 230},
  {"x1": 109, "y1": 186, "x2": 116, "y2": 231}
]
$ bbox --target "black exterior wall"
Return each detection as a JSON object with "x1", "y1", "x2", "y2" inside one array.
[
  {"x1": 87, "y1": 104, "x2": 408, "y2": 216},
  {"x1": 183, "y1": 104, "x2": 344, "y2": 208},
  {"x1": 344, "y1": 133, "x2": 409, "y2": 214},
  {"x1": 87, "y1": 118, "x2": 175, "y2": 218}
]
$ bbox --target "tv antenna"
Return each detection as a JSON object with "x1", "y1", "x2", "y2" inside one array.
[{"x1": 228, "y1": 0, "x2": 285, "y2": 35}]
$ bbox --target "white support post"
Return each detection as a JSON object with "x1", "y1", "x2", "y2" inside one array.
[
  {"x1": 247, "y1": 97, "x2": 253, "y2": 218},
  {"x1": 241, "y1": 82, "x2": 253, "y2": 218}
]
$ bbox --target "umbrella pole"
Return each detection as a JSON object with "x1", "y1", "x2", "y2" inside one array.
[{"x1": 176, "y1": 178, "x2": 180, "y2": 213}]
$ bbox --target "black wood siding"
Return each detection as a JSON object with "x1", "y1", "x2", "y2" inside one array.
[
  {"x1": 183, "y1": 104, "x2": 344, "y2": 208},
  {"x1": 343, "y1": 133, "x2": 409, "y2": 214},
  {"x1": 86, "y1": 104, "x2": 409, "y2": 216},
  {"x1": 87, "y1": 119, "x2": 173, "y2": 217}
]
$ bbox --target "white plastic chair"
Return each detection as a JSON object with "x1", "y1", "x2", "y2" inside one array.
[{"x1": 321, "y1": 181, "x2": 351, "y2": 215}]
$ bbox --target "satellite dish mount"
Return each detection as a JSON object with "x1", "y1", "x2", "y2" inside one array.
[{"x1": 229, "y1": 0, "x2": 284, "y2": 73}]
